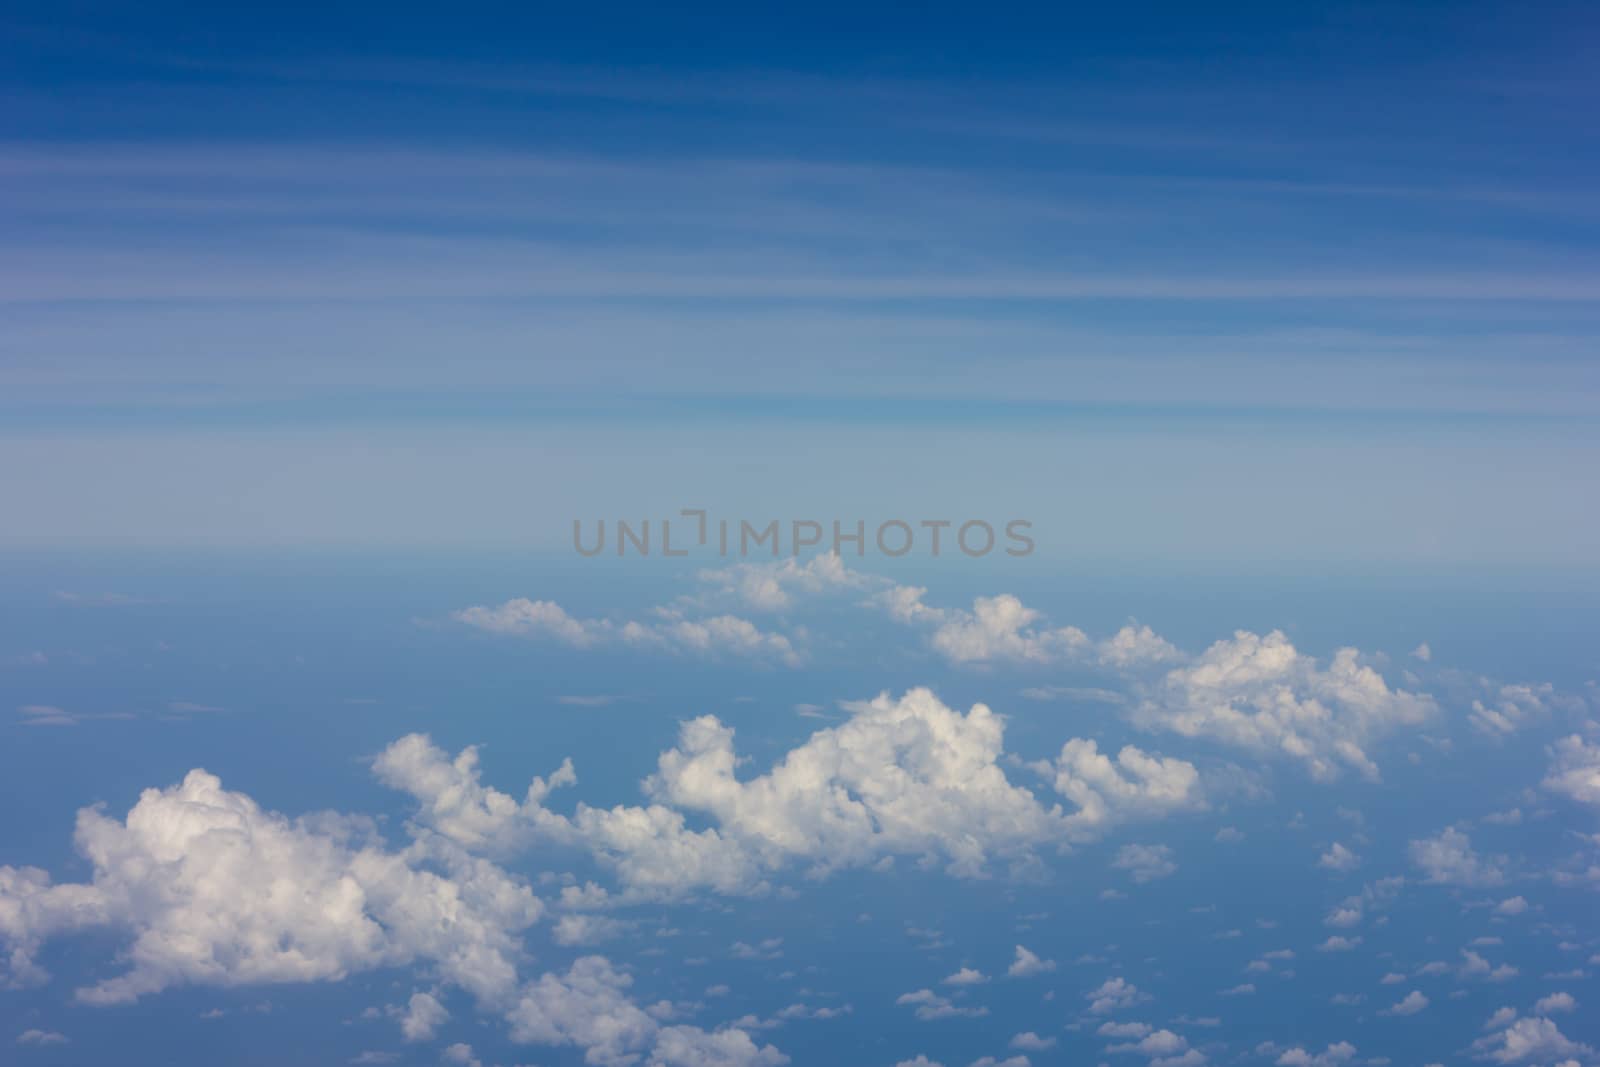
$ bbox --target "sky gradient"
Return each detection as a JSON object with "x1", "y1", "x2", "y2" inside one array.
[{"x1": 2, "y1": 6, "x2": 1599, "y2": 1067}]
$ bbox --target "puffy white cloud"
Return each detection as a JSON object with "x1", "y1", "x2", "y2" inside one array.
[
  {"x1": 1316, "y1": 936, "x2": 1361, "y2": 952},
  {"x1": 1409, "y1": 828, "x2": 1506, "y2": 887},
  {"x1": 1114, "y1": 844, "x2": 1177, "y2": 884},
  {"x1": 1381, "y1": 991, "x2": 1429, "y2": 1016},
  {"x1": 1007, "y1": 945, "x2": 1056, "y2": 978},
  {"x1": 1322, "y1": 876, "x2": 1404, "y2": 930},
  {"x1": 373, "y1": 734, "x2": 576, "y2": 853},
  {"x1": 453, "y1": 598, "x2": 801, "y2": 666},
  {"x1": 929, "y1": 594, "x2": 1087, "y2": 664},
  {"x1": 1543, "y1": 735, "x2": 1600, "y2": 807},
  {"x1": 16, "y1": 1029, "x2": 68, "y2": 1045},
  {"x1": 454, "y1": 598, "x2": 611, "y2": 646},
  {"x1": 1048, "y1": 740, "x2": 1203, "y2": 838},
  {"x1": 1472, "y1": 1016, "x2": 1593, "y2": 1064},
  {"x1": 649, "y1": 1024, "x2": 790, "y2": 1066},
  {"x1": 1317, "y1": 843, "x2": 1361, "y2": 873},
  {"x1": 1276, "y1": 1043, "x2": 1357, "y2": 1067},
  {"x1": 695, "y1": 553, "x2": 875, "y2": 612},
  {"x1": 0, "y1": 769, "x2": 542, "y2": 1006},
  {"x1": 379, "y1": 688, "x2": 1199, "y2": 899},
  {"x1": 1110, "y1": 1029, "x2": 1189, "y2": 1056},
  {"x1": 942, "y1": 967, "x2": 988, "y2": 986},
  {"x1": 1459, "y1": 950, "x2": 1519, "y2": 983},
  {"x1": 400, "y1": 991, "x2": 448, "y2": 1042},
  {"x1": 916, "y1": 594, "x2": 1179, "y2": 670},
  {"x1": 505, "y1": 956, "x2": 785, "y2": 1066},
  {"x1": 1087, "y1": 977, "x2": 1146, "y2": 1014},
  {"x1": 1534, "y1": 993, "x2": 1576, "y2": 1015},
  {"x1": 644, "y1": 689, "x2": 1063, "y2": 881},
  {"x1": 1011, "y1": 1031, "x2": 1056, "y2": 1051},
  {"x1": 1470, "y1": 684, "x2": 1561, "y2": 738},
  {"x1": 1132, "y1": 631, "x2": 1434, "y2": 781},
  {"x1": 894, "y1": 988, "x2": 988, "y2": 1021}
]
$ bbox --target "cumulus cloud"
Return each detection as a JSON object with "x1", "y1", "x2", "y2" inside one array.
[
  {"x1": 1007, "y1": 945, "x2": 1057, "y2": 978},
  {"x1": 914, "y1": 594, "x2": 1179, "y2": 670},
  {"x1": 1317, "y1": 843, "x2": 1361, "y2": 873},
  {"x1": 894, "y1": 988, "x2": 988, "y2": 1021},
  {"x1": 375, "y1": 688, "x2": 1208, "y2": 900},
  {"x1": 453, "y1": 598, "x2": 800, "y2": 666},
  {"x1": 1048, "y1": 740, "x2": 1204, "y2": 838},
  {"x1": 695, "y1": 553, "x2": 876, "y2": 612},
  {"x1": 1131, "y1": 631, "x2": 1434, "y2": 781},
  {"x1": 1087, "y1": 977, "x2": 1146, "y2": 1014},
  {"x1": 1409, "y1": 828, "x2": 1507, "y2": 887},
  {"x1": 1275, "y1": 1043, "x2": 1358, "y2": 1067},
  {"x1": 1467, "y1": 682, "x2": 1586, "y2": 738},
  {"x1": 1113, "y1": 844, "x2": 1178, "y2": 883},
  {"x1": 1543, "y1": 735, "x2": 1600, "y2": 807},
  {"x1": 400, "y1": 991, "x2": 448, "y2": 1042},
  {"x1": 1472, "y1": 1015, "x2": 1592, "y2": 1064},
  {"x1": 943, "y1": 967, "x2": 988, "y2": 986},
  {"x1": 0, "y1": 769, "x2": 542, "y2": 1005},
  {"x1": 16, "y1": 1029, "x2": 68, "y2": 1045},
  {"x1": 1381, "y1": 991, "x2": 1429, "y2": 1016},
  {"x1": 506, "y1": 956, "x2": 785, "y2": 1066},
  {"x1": 1534, "y1": 993, "x2": 1576, "y2": 1015}
]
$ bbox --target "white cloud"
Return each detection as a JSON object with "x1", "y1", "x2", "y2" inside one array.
[
  {"x1": 695, "y1": 553, "x2": 875, "y2": 612},
  {"x1": 1114, "y1": 844, "x2": 1177, "y2": 884},
  {"x1": 1049, "y1": 741, "x2": 1203, "y2": 838},
  {"x1": 1132, "y1": 630, "x2": 1434, "y2": 781},
  {"x1": 942, "y1": 967, "x2": 989, "y2": 986},
  {"x1": 1317, "y1": 843, "x2": 1361, "y2": 872},
  {"x1": 453, "y1": 598, "x2": 801, "y2": 666},
  {"x1": 1534, "y1": 993, "x2": 1576, "y2": 1015},
  {"x1": 1007, "y1": 945, "x2": 1056, "y2": 978},
  {"x1": 1469, "y1": 684, "x2": 1561, "y2": 738},
  {"x1": 400, "y1": 990, "x2": 447, "y2": 1042},
  {"x1": 894, "y1": 988, "x2": 988, "y2": 1021},
  {"x1": 0, "y1": 769, "x2": 542, "y2": 1005},
  {"x1": 1010, "y1": 1032, "x2": 1056, "y2": 1051},
  {"x1": 1316, "y1": 936, "x2": 1361, "y2": 952},
  {"x1": 16, "y1": 1029, "x2": 68, "y2": 1045},
  {"x1": 1381, "y1": 991, "x2": 1428, "y2": 1016},
  {"x1": 506, "y1": 956, "x2": 786, "y2": 1066},
  {"x1": 1459, "y1": 950, "x2": 1519, "y2": 983},
  {"x1": 374, "y1": 689, "x2": 1102, "y2": 898},
  {"x1": 1087, "y1": 977, "x2": 1145, "y2": 1014},
  {"x1": 886, "y1": 590, "x2": 1178, "y2": 670},
  {"x1": 1110, "y1": 1029, "x2": 1190, "y2": 1057},
  {"x1": 1275, "y1": 1043, "x2": 1357, "y2": 1067},
  {"x1": 1543, "y1": 735, "x2": 1600, "y2": 807},
  {"x1": 1472, "y1": 1016, "x2": 1592, "y2": 1064},
  {"x1": 1409, "y1": 828, "x2": 1506, "y2": 887}
]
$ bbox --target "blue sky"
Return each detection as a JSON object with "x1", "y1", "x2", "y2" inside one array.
[
  {"x1": 2, "y1": 4, "x2": 1600, "y2": 1067},
  {"x1": 3, "y1": 1, "x2": 1600, "y2": 562}
]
